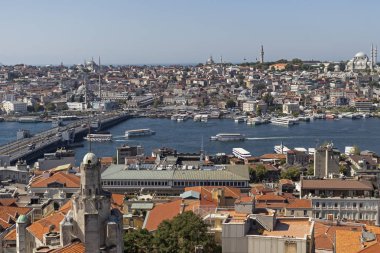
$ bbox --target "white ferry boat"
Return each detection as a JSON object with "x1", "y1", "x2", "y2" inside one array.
[
  {"x1": 125, "y1": 128, "x2": 155, "y2": 137},
  {"x1": 18, "y1": 117, "x2": 42, "y2": 123},
  {"x1": 210, "y1": 133, "x2": 245, "y2": 141},
  {"x1": 234, "y1": 116, "x2": 247, "y2": 123},
  {"x1": 193, "y1": 114, "x2": 202, "y2": 121},
  {"x1": 201, "y1": 115, "x2": 208, "y2": 122},
  {"x1": 84, "y1": 133, "x2": 112, "y2": 142},
  {"x1": 270, "y1": 117, "x2": 295, "y2": 126},
  {"x1": 176, "y1": 114, "x2": 188, "y2": 122},
  {"x1": 232, "y1": 148, "x2": 252, "y2": 159}
]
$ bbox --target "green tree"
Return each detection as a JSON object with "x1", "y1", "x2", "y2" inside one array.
[
  {"x1": 124, "y1": 229, "x2": 154, "y2": 253},
  {"x1": 339, "y1": 164, "x2": 349, "y2": 176},
  {"x1": 255, "y1": 164, "x2": 268, "y2": 182},
  {"x1": 225, "y1": 99, "x2": 236, "y2": 108},
  {"x1": 281, "y1": 167, "x2": 301, "y2": 181},
  {"x1": 352, "y1": 145, "x2": 360, "y2": 155},
  {"x1": 154, "y1": 211, "x2": 220, "y2": 253},
  {"x1": 45, "y1": 103, "x2": 56, "y2": 111},
  {"x1": 307, "y1": 165, "x2": 314, "y2": 176}
]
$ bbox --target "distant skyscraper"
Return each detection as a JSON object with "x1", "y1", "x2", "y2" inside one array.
[{"x1": 260, "y1": 45, "x2": 264, "y2": 64}]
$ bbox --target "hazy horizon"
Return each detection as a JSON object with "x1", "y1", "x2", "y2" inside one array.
[{"x1": 0, "y1": 0, "x2": 379, "y2": 65}]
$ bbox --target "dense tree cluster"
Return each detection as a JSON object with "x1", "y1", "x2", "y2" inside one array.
[{"x1": 124, "y1": 211, "x2": 221, "y2": 253}]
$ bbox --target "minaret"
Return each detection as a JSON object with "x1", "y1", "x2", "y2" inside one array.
[
  {"x1": 98, "y1": 56, "x2": 102, "y2": 102},
  {"x1": 371, "y1": 44, "x2": 374, "y2": 71},
  {"x1": 260, "y1": 45, "x2": 264, "y2": 64}
]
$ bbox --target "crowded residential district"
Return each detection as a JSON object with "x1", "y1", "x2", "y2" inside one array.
[{"x1": 0, "y1": 46, "x2": 380, "y2": 253}]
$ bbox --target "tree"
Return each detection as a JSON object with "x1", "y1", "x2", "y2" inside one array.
[
  {"x1": 225, "y1": 99, "x2": 236, "y2": 108},
  {"x1": 307, "y1": 165, "x2": 314, "y2": 176},
  {"x1": 124, "y1": 229, "x2": 154, "y2": 253},
  {"x1": 255, "y1": 164, "x2": 268, "y2": 182},
  {"x1": 352, "y1": 145, "x2": 360, "y2": 155},
  {"x1": 154, "y1": 211, "x2": 220, "y2": 253},
  {"x1": 339, "y1": 164, "x2": 349, "y2": 176},
  {"x1": 281, "y1": 167, "x2": 301, "y2": 181}
]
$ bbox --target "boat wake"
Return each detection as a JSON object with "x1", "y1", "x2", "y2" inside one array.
[{"x1": 246, "y1": 137, "x2": 293, "y2": 140}]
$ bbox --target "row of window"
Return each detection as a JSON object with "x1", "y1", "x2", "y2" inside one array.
[
  {"x1": 315, "y1": 202, "x2": 378, "y2": 209},
  {"x1": 101, "y1": 180, "x2": 247, "y2": 187},
  {"x1": 315, "y1": 212, "x2": 376, "y2": 220}
]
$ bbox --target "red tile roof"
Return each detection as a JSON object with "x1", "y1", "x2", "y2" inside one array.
[
  {"x1": 49, "y1": 241, "x2": 85, "y2": 253},
  {"x1": 286, "y1": 199, "x2": 312, "y2": 209},
  {"x1": 3, "y1": 228, "x2": 16, "y2": 241},
  {"x1": 0, "y1": 206, "x2": 32, "y2": 229},
  {"x1": 0, "y1": 198, "x2": 18, "y2": 207},
  {"x1": 27, "y1": 212, "x2": 65, "y2": 242},
  {"x1": 30, "y1": 172, "x2": 80, "y2": 188}
]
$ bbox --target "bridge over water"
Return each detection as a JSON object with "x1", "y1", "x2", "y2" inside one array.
[{"x1": 0, "y1": 113, "x2": 130, "y2": 165}]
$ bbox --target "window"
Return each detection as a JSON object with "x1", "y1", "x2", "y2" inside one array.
[
  {"x1": 359, "y1": 203, "x2": 363, "y2": 208},
  {"x1": 353, "y1": 203, "x2": 357, "y2": 208},
  {"x1": 322, "y1": 203, "x2": 325, "y2": 208},
  {"x1": 316, "y1": 202, "x2": 320, "y2": 207},
  {"x1": 334, "y1": 203, "x2": 338, "y2": 208},
  {"x1": 304, "y1": 210, "x2": 307, "y2": 216},
  {"x1": 291, "y1": 210, "x2": 294, "y2": 215}
]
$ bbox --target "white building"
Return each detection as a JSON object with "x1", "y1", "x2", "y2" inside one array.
[
  {"x1": 282, "y1": 102, "x2": 300, "y2": 115},
  {"x1": 66, "y1": 102, "x2": 87, "y2": 111},
  {"x1": 242, "y1": 101, "x2": 256, "y2": 113},
  {"x1": 2, "y1": 101, "x2": 27, "y2": 114}
]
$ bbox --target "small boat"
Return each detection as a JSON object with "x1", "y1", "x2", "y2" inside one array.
[
  {"x1": 201, "y1": 115, "x2": 208, "y2": 122},
  {"x1": 84, "y1": 133, "x2": 112, "y2": 142},
  {"x1": 270, "y1": 117, "x2": 295, "y2": 126},
  {"x1": 177, "y1": 114, "x2": 187, "y2": 122},
  {"x1": 234, "y1": 116, "x2": 247, "y2": 123},
  {"x1": 193, "y1": 114, "x2": 202, "y2": 122},
  {"x1": 125, "y1": 128, "x2": 155, "y2": 137}
]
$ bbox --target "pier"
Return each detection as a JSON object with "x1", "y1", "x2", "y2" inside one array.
[{"x1": 0, "y1": 113, "x2": 130, "y2": 165}]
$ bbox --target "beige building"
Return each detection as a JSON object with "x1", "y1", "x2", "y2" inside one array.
[
  {"x1": 313, "y1": 144, "x2": 340, "y2": 178},
  {"x1": 222, "y1": 210, "x2": 314, "y2": 253}
]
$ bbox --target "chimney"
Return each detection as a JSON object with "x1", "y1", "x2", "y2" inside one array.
[{"x1": 180, "y1": 199, "x2": 186, "y2": 214}]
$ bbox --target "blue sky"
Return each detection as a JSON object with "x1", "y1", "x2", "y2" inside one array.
[{"x1": 0, "y1": 0, "x2": 379, "y2": 65}]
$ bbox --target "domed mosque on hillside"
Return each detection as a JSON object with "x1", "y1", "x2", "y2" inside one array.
[{"x1": 346, "y1": 45, "x2": 378, "y2": 71}]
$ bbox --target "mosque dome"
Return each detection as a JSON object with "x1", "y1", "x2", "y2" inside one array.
[
  {"x1": 355, "y1": 52, "x2": 366, "y2": 58},
  {"x1": 17, "y1": 215, "x2": 28, "y2": 223},
  {"x1": 83, "y1": 152, "x2": 98, "y2": 165}
]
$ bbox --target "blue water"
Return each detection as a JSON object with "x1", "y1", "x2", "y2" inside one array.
[{"x1": 1, "y1": 118, "x2": 380, "y2": 164}]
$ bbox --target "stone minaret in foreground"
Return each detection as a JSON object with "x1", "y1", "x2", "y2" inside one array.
[{"x1": 60, "y1": 152, "x2": 123, "y2": 253}]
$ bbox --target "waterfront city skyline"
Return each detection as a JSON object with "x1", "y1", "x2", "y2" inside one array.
[{"x1": 0, "y1": 0, "x2": 379, "y2": 65}]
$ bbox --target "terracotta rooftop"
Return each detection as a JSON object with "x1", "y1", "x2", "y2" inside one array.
[
  {"x1": 3, "y1": 228, "x2": 16, "y2": 241},
  {"x1": 262, "y1": 218, "x2": 312, "y2": 238},
  {"x1": 30, "y1": 172, "x2": 80, "y2": 188},
  {"x1": 259, "y1": 154, "x2": 286, "y2": 160},
  {"x1": 144, "y1": 199, "x2": 202, "y2": 231},
  {"x1": 58, "y1": 200, "x2": 72, "y2": 215},
  {"x1": 301, "y1": 179, "x2": 373, "y2": 191},
  {"x1": 286, "y1": 199, "x2": 312, "y2": 209},
  {"x1": 49, "y1": 241, "x2": 85, "y2": 253},
  {"x1": 111, "y1": 194, "x2": 125, "y2": 211},
  {"x1": 0, "y1": 206, "x2": 32, "y2": 229},
  {"x1": 27, "y1": 212, "x2": 65, "y2": 242},
  {"x1": 0, "y1": 198, "x2": 18, "y2": 207}
]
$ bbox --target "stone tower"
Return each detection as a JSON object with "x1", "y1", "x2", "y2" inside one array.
[
  {"x1": 16, "y1": 215, "x2": 28, "y2": 253},
  {"x1": 260, "y1": 45, "x2": 264, "y2": 64},
  {"x1": 61, "y1": 152, "x2": 123, "y2": 253}
]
